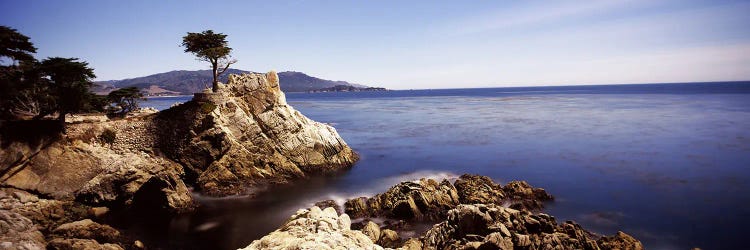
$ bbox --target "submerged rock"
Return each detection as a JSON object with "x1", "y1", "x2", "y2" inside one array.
[{"x1": 242, "y1": 206, "x2": 382, "y2": 250}]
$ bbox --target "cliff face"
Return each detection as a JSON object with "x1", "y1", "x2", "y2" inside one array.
[
  {"x1": 0, "y1": 121, "x2": 193, "y2": 212},
  {"x1": 154, "y1": 71, "x2": 358, "y2": 195},
  {"x1": 0, "y1": 71, "x2": 359, "y2": 248},
  {"x1": 1, "y1": 71, "x2": 358, "y2": 207}
]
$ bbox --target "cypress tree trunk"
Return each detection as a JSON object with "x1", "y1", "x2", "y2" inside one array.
[{"x1": 211, "y1": 61, "x2": 219, "y2": 92}]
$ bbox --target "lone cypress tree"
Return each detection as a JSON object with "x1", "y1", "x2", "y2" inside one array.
[{"x1": 181, "y1": 30, "x2": 237, "y2": 92}]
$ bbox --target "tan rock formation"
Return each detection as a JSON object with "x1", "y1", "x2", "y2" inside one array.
[
  {"x1": 154, "y1": 71, "x2": 358, "y2": 195},
  {"x1": 1, "y1": 71, "x2": 359, "y2": 248},
  {"x1": 1, "y1": 71, "x2": 358, "y2": 202},
  {"x1": 420, "y1": 203, "x2": 643, "y2": 250},
  {"x1": 0, "y1": 210, "x2": 46, "y2": 250},
  {"x1": 242, "y1": 206, "x2": 382, "y2": 250}
]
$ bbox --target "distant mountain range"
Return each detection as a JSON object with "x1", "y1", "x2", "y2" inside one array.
[{"x1": 93, "y1": 69, "x2": 370, "y2": 95}]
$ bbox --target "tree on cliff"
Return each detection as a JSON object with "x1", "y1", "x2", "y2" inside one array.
[
  {"x1": 107, "y1": 86, "x2": 144, "y2": 115},
  {"x1": 38, "y1": 57, "x2": 96, "y2": 124},
  {"x1": 0, "y1": 26, "x2": 40, "y2": 119},
  {"x1": 181, "y1": 30, "x2": 237, "y2": 92}
]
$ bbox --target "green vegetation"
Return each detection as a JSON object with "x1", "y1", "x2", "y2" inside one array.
[
  {"x1": 181, "y1": 30, "x2": 236, "y2": 92},
  {"x1": 200, "y1": 102, "x2": 217, "y2": 114},
  {"x1": 107, "y1": 87, "x2": 145, "y2": 116},
  {"x1": 1, "y1": 26, "x2": 146, "y2": 126},
  {"x1": 99, "y1": 128, "x2": 116, "y2": 144},
  {"x1": 38, "y1": 57, "x2": 97, "y2": 122},
  {"x1": 1, "y1": 26, "x2": 100, "y2": 125}
]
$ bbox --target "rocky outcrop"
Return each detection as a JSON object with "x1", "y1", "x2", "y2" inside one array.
[
  {"x1": 0, "y1": 210, "x2": 46, "y2": 250},
  {"x1": 154, "y1": 71, "x2": 358, "y2": 195},
  {"x1": 242, "y1": 174, "x2": 641, "y2": 250},
  {"x1": 2, "y1": 71, "x2": 357, "y2": 203},
  {"x1": 420, "y1": 204, "x2": 643, "y2": 250},
  {"x1": 46, "y1": 219, "x2": 125, "y2": 250},
  {"x1": 0, "y1": 136, "x2": 193, "y2": 213},
  {"x1": 242, "y1": 206, "x2": 382, "y2": 250},
  {"x1": 258, "y1": 174, "x2": 639, "y2": 250},
  {"x1": 345, "y1": 174, "x2": 553, "y2": 223},
  {"x1": 345, "y1": 178, "x2": 460, "y2": 221},
  {"x1": 1, "y1": 71, "x2": 359, "y2": 248},
  {"x1": 0, "y1": 188, "x2": 137, "y2": 250}
]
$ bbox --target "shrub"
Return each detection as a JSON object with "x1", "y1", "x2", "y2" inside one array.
[
  {"x1": 200, "y1": 102, "x2": 217, "y2": 114},
  {"x1": 99, "y1": 128, "x2": 116, "y2": 144}
]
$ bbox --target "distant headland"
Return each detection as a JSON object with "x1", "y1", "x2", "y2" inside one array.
[{"x1": 92, "y1": 69, "x2": 386, "y2": 96}]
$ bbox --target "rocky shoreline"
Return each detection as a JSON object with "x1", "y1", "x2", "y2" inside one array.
[
  {"x1": 1, "y1": 72, "x2": 642, "y2": 249},
  {"x1": 0, "y1": 72, "x2": 358, "y2": 249},
  {"x1": 245, "y1": 174, "x2": 643, "y2": 250}
]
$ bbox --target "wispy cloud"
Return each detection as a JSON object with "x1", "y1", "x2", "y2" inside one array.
[{"x1": 440, "y1": 0, "x2": 652, "y2": 36}]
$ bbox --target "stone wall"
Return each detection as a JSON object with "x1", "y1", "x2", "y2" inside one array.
[{"x1": 65, "y1": 115, "x2": 160, "y2": 153}]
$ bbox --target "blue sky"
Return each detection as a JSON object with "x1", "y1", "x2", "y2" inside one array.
[{"x1": 1, "y1": 0, "x2": 749, "y2": 89}]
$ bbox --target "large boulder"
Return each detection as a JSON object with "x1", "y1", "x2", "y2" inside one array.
[
  {"x1": 50, "y1": 219, "x2": 121, "y2": 244},
  {"x1": 345, "y1": 178, "x2": 460, "y2": 221},
  {"x1": 502, "y1": 180, "x2": 554, "y2": 210},
  {"x1": 454, "y1": 174, "x2": 505, "y2": 204},
  {"x1": 242, "y1": 206, "x2": 382, "y2": 250}
]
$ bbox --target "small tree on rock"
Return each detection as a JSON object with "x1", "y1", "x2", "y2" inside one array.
[
  {"x1": 107, "y1": 86, "x2": 144, "y2": 116},
  {"x1": 181, "y1": 30, "x2": 236, "y2": 92}
]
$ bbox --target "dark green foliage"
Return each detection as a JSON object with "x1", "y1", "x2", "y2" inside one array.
[
  {"x1": 85, "y1": 94, "x2": 109, "y2": 113},
  {"x1": 38, "y1": 57, "x2": 96, "y2": 122},
  {"x1": 107, "y1": 87, "x2": 144, "y2": 115},
  {"x1": 1, "y1": 26, "x2": 41, "y2": 119},
  {"x1": 181, "y1": 30, "x2": 236, "y2": 92},
  {"x1": 99, "y1": 128, "x2": 116, "y2": 144},
  {"x1": 200, "y1": 102, "x2": 217, "y2": 114},
  {"x1": 0, "y1": 26, "x2": 37, "y2": 65},
  {"x1": 1, "y1": 26, "x2": 98, "y2": 126}
]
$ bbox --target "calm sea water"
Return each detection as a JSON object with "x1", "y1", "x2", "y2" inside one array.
[{"x1": 138, "y1": 82, "x2": 750, "y2": 250}]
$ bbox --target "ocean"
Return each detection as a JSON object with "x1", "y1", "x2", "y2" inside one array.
[{"x1": 139, "y1": 82, "x2": 750, "y2": 249}]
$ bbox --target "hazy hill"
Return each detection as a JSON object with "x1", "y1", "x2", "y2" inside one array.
[{"x1": 93, "y1": 69, "x2": 368, "y2": 95}]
